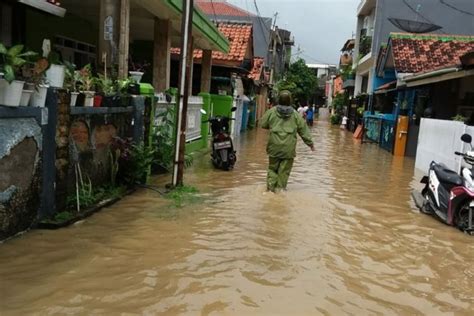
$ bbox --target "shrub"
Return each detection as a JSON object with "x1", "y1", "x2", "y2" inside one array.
[{"x1": 330, "y1": 114, "x2": 341, "y2": 125}]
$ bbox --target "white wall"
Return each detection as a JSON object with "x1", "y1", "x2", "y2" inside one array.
[{"x1": 415, "y1": 118, "x2": 473, "y2": 174}]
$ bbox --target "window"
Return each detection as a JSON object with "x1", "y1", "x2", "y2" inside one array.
[{"x1": 53, "y1": 36, "x2": 96, "y2": 68}]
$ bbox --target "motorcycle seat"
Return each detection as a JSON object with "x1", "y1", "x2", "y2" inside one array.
[{"x1": 433, "y1": 164, "x2": 463, "y2": 186}]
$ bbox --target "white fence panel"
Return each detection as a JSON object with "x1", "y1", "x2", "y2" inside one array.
[
  {"x1": 154, "y1": 94, "x2": 204, "y2": 142},
  {"x1": 415, "y1": 118, "x2": 467, "y2": 174}
]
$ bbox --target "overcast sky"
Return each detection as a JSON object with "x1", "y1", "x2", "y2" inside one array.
[{"x1": 227, "y1": 0, "x2": 359, "y2": 65}]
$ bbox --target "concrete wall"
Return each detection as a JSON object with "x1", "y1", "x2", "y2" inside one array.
[
  {"x1": 414, "y1": 118, "x2": 472, "y2": 174},
  {"x1": 0, "y1": 118, "x2": 43, "y2": 240}
]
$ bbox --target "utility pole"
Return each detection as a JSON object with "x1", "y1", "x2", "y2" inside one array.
[{"x1": 172, "y1": 0, "x2": 194, "y2": 187}]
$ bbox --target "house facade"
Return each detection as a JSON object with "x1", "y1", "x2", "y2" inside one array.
[
  {"x1": 353, "y1": 0, "x2": 474, "y2": 100},
  {"x1": 374, "y1": 33, "x2": 474, "y2": 157}
]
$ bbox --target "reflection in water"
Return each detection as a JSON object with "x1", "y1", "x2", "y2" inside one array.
[{"x1": 1, "y1": 122, "x2": 473, "y2": 315}]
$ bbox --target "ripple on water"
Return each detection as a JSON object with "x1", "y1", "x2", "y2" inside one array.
[{"x1": 0, "y1": 122, "x2": 473, "y2": 315}]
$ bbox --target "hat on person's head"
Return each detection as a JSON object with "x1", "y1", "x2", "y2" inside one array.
[{"x1": 278, "y1": 90, "x2": 292, "y2": 106}]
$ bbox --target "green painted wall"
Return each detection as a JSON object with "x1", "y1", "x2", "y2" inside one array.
[
  {"x1": 25, "y1": 10, "x2": 97, "y2": 52},
  {"x1": 211, "y1": 94, "x2": 233, "y2": 117}
]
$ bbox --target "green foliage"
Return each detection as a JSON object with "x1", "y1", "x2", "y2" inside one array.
[
  {"x1": 65, "y1": 185, "x2": 125, "y2": 215},
  {"x1": 165, "y1": 185, "x2": 200, "y2": 208},
  {"x1": 276, "y1": 58, "x2": 318, "y2": 104},
  {"x1": 339, "y1": 65, "x2": 355, "y2": 80},
  {"x1": 152, "y1": 106, "x2": 193, "y2": 172},
  {"x1": 332, "y1": 93, "x2": 346, "y2": 113},
  {"x1": 0, "y1": 43, "x2": 37, "y2": 83},
  {"x1": 67, "y1": 174, "x2": 95, "y2": 210},
  {"x1": 95, "y1": 74, "x2": 118, "y2": 96},
  {"x1": 54, "y1": 211, "x2": 74, "y2": 223},
  {"x1": 78, "y1": 64, "x2": 94, "y2": 91},
  {"x1": 330, "y1": 114, "x2": 341, "y2": 125},
  {"x1": 64, "y1": 61, "x2": 80, "y2": 92},
  {"x1": 125, "y1": 143, "x2": 155, "y2": 185},
  {"x1": 452, "y1": 114, "x2": 467, "y2": 122}
]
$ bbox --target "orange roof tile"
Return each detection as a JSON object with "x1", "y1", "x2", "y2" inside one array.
[
  {"x1": 390, "y1": 33, "x2": 474, "y2": 73},
  {"x1": 171, "y1": 22, "x2": 252, "y2": 65},
  {"x1": 249, "y1": 57, "x2": 264, "y2": 80}
]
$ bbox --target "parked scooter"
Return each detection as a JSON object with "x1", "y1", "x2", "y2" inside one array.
[
  {"x1": 412, "y1": 133, "x2": 474, "y2": 234},
  {"x1": 202, "y1": 107, "x2": 237, "y2": 171}
]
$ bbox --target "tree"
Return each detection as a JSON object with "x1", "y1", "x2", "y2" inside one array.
[{"x1": 276, "y1": 58, "x2": 318, "y2": 105}]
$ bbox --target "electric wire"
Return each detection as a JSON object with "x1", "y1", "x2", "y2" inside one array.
[
  {"x1": 209, "y1": 0, "x2": 219, "y2": 25},
  {"x1": 440, "y1": 0, "x2": 474, "y2": 16}
]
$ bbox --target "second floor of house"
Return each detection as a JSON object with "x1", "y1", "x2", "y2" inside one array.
[{"x1": 354, "y1": 0, "x2": 474, "y2": 70}]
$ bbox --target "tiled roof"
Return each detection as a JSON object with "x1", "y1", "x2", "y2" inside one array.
[
  {"x1": 249, "y1": 57, "x2": 264, "y2": 80},
  {"x1": 172, "y1": 23, "x2": 252, "y2": 65},
  {"x1": 196, "y1": 0, "x2": 255, "y2": 17},
  {"x1": 390, "y1": 33, "x2": 474, "y2": 73}
]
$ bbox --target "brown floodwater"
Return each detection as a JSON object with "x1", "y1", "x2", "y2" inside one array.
[{"x1": 1, "y1": 122, "x2": 473, "y2": 315}]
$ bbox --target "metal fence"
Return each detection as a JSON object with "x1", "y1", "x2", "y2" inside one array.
[
  {"x1": 364, "y1": 117, "x2": 382, "y2": 143},
  {"x1": 364, "y1": 114, "x2": 396, "y2": 152},
  {"x1": 380, "y1": 119, "x2": 396, "y2": 152}
]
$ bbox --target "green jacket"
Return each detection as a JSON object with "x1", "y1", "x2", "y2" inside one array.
[{"x1": 261, "y1": 105, "x2": 314, "y2": 158}]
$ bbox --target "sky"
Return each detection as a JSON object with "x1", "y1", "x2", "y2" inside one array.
[{"x1": 227, "y1": 0, "x2": 359, "y2": 65}]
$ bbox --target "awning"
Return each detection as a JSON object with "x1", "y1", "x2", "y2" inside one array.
[
  {"x1": 18, "y1": 0, "x2": 66, "y2": 17},
  {"x1": 135, "y1": 0, "x2": 229, "y2": 52},
  {"x1": 405, "y1": 67, "x2": 474, "y2": 88},
  {"x1": 63, "y1": 0, "x2": 229, "y2": 53},
  {"x1": 374, "y1": 80, "x2": 397, "y2": 94}
]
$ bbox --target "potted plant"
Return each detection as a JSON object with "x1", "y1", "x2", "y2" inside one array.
[
  {"x1": 23, "y1": 57, "x2": 50, "y2": 107},
  {"x1": 45, "y1": 51, "x2": 65, "y2": 88},
  {"x1": 97, "y1": 74, "x2": 120, "y2": 107},
  {"x1": 77, "y1": 64, "x2": 95, "y2": 107},
  {"x1": 128, "y1": 58, "x2": 150, "y2": 83},
  {"x1": 64, "y1": 61, "x2": 80, "y2": 106},
  {"x1": 0, "y1": 43, "x2": 37, "y2": 107}
]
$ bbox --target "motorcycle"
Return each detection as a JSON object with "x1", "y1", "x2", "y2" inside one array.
[
  {"x1": 412, "y1": 133, "x2": 474, "y2": 234},
  {"x1": 202, "y1": 107, "x2": 237, "y2": 171}
]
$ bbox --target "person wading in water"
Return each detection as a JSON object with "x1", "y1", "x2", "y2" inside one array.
[{"x1": 261, "y1": 90, "x2": 314, "y2": 192}]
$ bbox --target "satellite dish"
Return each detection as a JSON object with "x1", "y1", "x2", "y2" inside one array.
[{"x1": 388, "y1": 18, "x2": 442, "y2": 33}]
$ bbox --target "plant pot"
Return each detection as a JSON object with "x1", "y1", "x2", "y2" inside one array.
[
  {"x1": 29, "y1": 84, "x2": 49, "y2": 107},
  {"x1": 93, "y1": 95, "x2": 103, "y2": 107},
  {"x1": 127, "y1": 83, "x2": 140, "y2": 95},
  {"x1": 70, "y1": 91, "x2": 79, "y2": 106},
  {"x1": 0, "y1": 79, "x2": 25, "y2": 107},
  {"x1": 103, "y1": 95, "x2": 121, "y2": 107},
  {"x1": 20, "y1": 90, "x2": 34, "y2": 106},
  {"x1": 76, "y1": 93, "x2": 85, "y2": 107},
  {"x1": 83, "y1": 91, "x2": 95, "y2": 107},
  {"x1": 46, "y1": 64, "x2": 66, "y2": 88},
  {"x1": 129, "y1": 71, "x2": 144, "y2": 83}
]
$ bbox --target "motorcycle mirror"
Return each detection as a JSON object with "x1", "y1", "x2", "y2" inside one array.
[
  {"x1": 231, "y1": 107, "x2": 237, "y2": 112},
  {"x1": 461, "y1": 133, "x2": 472, "y2": 144},
  {"x1": 200, "y1": 109, "x2": 207, "y2": 115}
]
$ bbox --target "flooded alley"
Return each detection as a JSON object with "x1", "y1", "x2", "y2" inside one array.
[{"x1": 1, "y1": 122, "x2": 473, "y2": 315}]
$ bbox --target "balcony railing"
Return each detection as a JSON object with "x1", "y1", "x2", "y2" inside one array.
[{"x1": 359, "y1": 35, "x2": 372, "y2": 58}]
